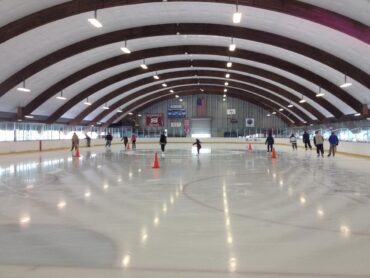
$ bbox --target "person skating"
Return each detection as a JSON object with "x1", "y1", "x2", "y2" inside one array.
[
  {"x1": 159, "y1": 132, "x2": 167, "y2": 154},
  {"x1": 131, "y1": 134, "x2": 137, "y2": 150},
  {"x1": 121, "y1": 136, "x2": 128, "y2": 150},
  {"x1": 303, "y1": 131, "x2": 312, "y2": 150},
  {"x1": 265, "y1": 132, "x2": 274, "y2": 152},
  {"x1": 105, "y1": 132, "x2": 113, "y2": 147},
  {"x1": 314, "y1": 131, "x2": 324, "y2": 157},
  {"x1": 71, "y1": 132, "x2": 79, "y2": 151},
  {"x1": 193, "y1": 139, "x2": 202, "y2": 155},
  {"x1": 328, "y1": 131, "x2": 339, "y2": 157},
  {"x1": 290, "y1": 133, "x2": 298, "y2": 150},
  {"x1": 85, "y1": 134, "x2": 91, "y2": 147}
]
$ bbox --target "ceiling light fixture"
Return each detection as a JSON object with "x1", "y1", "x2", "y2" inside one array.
[
  {"x1": 288, "y1": 101, "x2": 294, "y2": 108},
  {"x1": 162, "y1": 83, "x2": 167, "y2": 87},
  {"x1": 102, "y1": 103, "x2": 110, "y2": 110},
  {"x1": 233, "y1": 0, "x2": 242, "y2": 24},
  {"x1": 175, "y1": 95, "x2": 179, "y2": 98},
  {"x1": 223, "y1": 98, "x2": 226, "y2": 102},
  {"x1": 272, "y1": 111, "x2": 277, "y2": 115},
  {"x1": 223, "y1": 94, "x2": 227, "y2": 98},
  {"x1": 117, "y1": 109, "x2": 123, "y2": 113},
  {"x1": 170, "y1": 89, "x2": 174, "y2": 93},
  {"x1": 179, "y1": 98, "x2": 183, "y2": 102},
  {"x1": 17, "y1": 80, "x2": 31, "y2": 92},
  {"x1": 266, "y1": 113, "x2": 271, "y2": 117},
  {"x1": 56, "y1": 90, "x2": 67, "y2": 100},
  {"x1": 128, "y1": 112, "x2": 133, "y2": 115},
  {"x1": 225, "y1": 82, "x2": 229, "y2": 86},
  {"x1": 340, "y1": 73, "x2": 352, "y2": 88},
  {"x1": 153, "y1": 71, "x2": 159, "y2": 79},
  {"x1": 25, "y1": 115, "x2": 34, "y2": 119},
  {"x1": 299, "y1": 95, "x2": 306, "y2": 103},
  {"x1": 354, "y1": 113, "x2": 361, "y2": 117},
  {"x1": 140, "y1": 59, "x2": 148, "y2": 69},
  {"x1": 224, "y1": 88, "x2": 228, "y2": 92},
  {"x1": 225, "y1": 73, "x2": 230, "y2": 78},
  {"x1": 316, "y1": 86, "x2": 325, "y2": 97},
  {"x1": 120, "y1": 41, "x2": 131, "y2": 54},
  {"x1": 279, "y1": 108, "x2": 284, "y2": 111},
  {"x1": 84, "y1": 97, "x2": 92, "y2": 105},
  {"x1": 88, "y1": 10, "x2": 103, "y2": 28},
  {"x1": 229, "y1": 37, "x2": 236, "y2": 51}
]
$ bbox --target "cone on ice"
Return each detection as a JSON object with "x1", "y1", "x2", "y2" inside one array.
[
  {"x1": 271, "y1": 148, "x2": 277, "y2": 159},
  {"x1": 248, "y1": 143, "x2": 252, "y2": 152},
  {"x1": 152, "y1": 152, "x2": 160, "y2": 169},
  {"x1": 75, "y1": 147, "x2": 80, "y2": 157}
]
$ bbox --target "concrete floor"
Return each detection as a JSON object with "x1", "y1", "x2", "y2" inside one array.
[{"x1": 0, "y1": 143, "x2": 370, "y2": 278}]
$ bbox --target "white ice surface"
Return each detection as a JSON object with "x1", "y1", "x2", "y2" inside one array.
[{"x1": 0, "y1": 143, "x2": 370, "y2": 278}]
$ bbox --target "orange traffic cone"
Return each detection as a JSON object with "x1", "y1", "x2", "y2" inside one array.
[
  {"x1": 271, "y1": 148, "x2": 276, "y2": 159},
  {"x1": 248, "y1": 143, "x2": 252, "y2": 152},
  {"x1": 152, "y1": 152, "x2": 160, "y2": 169},
  {"x1": 75, "y1": 147, "x2": 80, "y2": 158},
  {"x1": 127, "y1": 142, "x2": 130, "y2": 150}
]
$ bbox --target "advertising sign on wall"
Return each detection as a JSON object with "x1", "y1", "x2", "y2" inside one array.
[
  {"x1": 170, "y1": 121, "x2": 182, "y2": 128},
  {"x1": 146, "y1": 114, "x2": 163, "y2": 127},
  {"x1": 227, "y1": 109, "x2": 236, "y2": 115},
  {"x1": 168, "y1": 105, "x2": 186, "y2": 118}
]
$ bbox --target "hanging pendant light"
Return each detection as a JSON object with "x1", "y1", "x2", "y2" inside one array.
[
  {"x1": 17, "y1": 80, "x2": 31, "y2": 92},
  {"x1": 316, "y1": 86, "x2": 325, "y2": 97},
  {"x1": 56, "y1": 90, "x2": 67, "y2": 100},
  {"x1": 233, "y1": 0, "x2": 242, "y2": 23},
  {"x1": 340, "y1": 73, "x2": 352, "y2": 88},
  {"x1": 120, "y1": 41, "x2": 131, "y2": 54},
  {"x1": 88, "y1": 10, "x2": 103, "y2": 28}
]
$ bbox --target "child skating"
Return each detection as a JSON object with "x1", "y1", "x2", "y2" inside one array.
[{"x1": 193, "y1": 139, "x2": 202, "y2": 155}]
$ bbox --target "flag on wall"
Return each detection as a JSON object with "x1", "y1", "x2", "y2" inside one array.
[{"x1": 196, "y1": 97, "x2": 207, "y2": 117}]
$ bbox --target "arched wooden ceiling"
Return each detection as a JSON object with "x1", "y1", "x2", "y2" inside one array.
[
  {"x1": 68, "y1": 76, "x2": 312, "y2": 125},
  {"x1": 19, "y1": 46, "x2": 362, "y2": 117},
  {"x1": 1, "y1": 0, "x2": 368, "y2": 44},
  {"x1": 0, "y1": 1, "x2": 369, "y2": 125},
  {"x1": 109, "y1": 89, "x2": 294, "y2": 127},
  {"x1": 46, "y1": 65, "x2": 343, "y2": 124}
]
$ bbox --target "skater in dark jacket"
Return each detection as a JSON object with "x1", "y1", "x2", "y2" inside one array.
[
  {"x1": 193, "y1": 139, "x2": 202, "y2": 155},
  {"x1": 85, "y1": 134, "x2": 91, "y2": 147},
  {"x1": 121, "y1": 136, "x2": 128, "y2": 150},
  {"x1": 105, "y1": 133, "x2": 113, "y2": 147},
  {"x1": 159, "y1": 132, "x2": 167, "y2": 153},
  {"x1": 265, "y1": 132, "x2": 274, "y2": 152},
  {"x1": 303, "y1": 131, "x2": 312, "y2": 150}
]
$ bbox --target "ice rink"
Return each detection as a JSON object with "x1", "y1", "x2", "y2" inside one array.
[{"x1": 0, "y1": 143, "x2": 370, "y2": 278}]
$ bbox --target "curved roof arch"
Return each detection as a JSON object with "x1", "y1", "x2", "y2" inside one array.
[
  {"x1": 65, "y1": 74, "x2": 317, "y2": 125},
  {"x1": 98, "y1": 84, "x2": 302, "y2": 126},
  {"x1": 0, "y1": 1, "x2": 368, "y2": 125},
  {"x1": 44, "y1": 61, "x2": 342, "y2": 123},
  {"x1": 1, "y1": 0, "x2": 368, "y2": 43},
  {"x1": 110, "y1": 88, "x2": 298, "y2": 126},
  {"x1": 18, "y1": 45, "x2": 362, "y2": 117}
]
